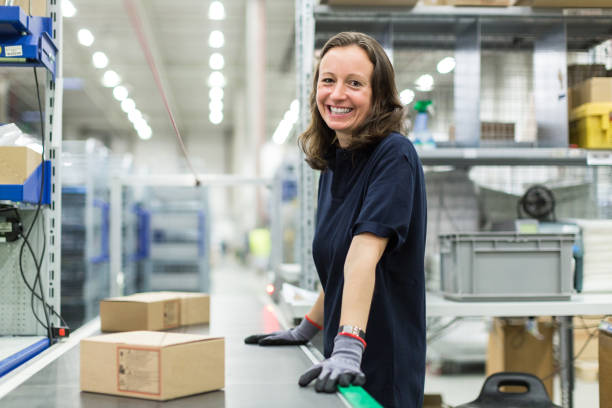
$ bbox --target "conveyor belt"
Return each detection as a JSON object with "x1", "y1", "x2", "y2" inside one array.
[{"x1": 0, "y1": 267, "x2": 350, "y2": 408}]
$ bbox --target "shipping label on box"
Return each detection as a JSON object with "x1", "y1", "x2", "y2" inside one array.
[{"x1": 81, "y1": 331, "x2": 224, "y2": 401}]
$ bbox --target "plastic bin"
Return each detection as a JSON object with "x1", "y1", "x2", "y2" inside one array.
[
  {"x1": 439, "y1": 232, "x2": 576, "y2": 301},
  {"x1": 569, "y1": 102, "x2": 612, "y2": 149}
]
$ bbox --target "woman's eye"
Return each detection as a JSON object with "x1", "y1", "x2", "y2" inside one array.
[
  {"x1": 321, "y1": 78, "x2": 333, "y2": 84},
  {"x1": 349, "y1": 80, "x2": 362, "y2": 87}
]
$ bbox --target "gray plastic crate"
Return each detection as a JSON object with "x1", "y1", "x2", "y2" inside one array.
[{"x1": 439, "y1": 232, "x2": 576, "y2": 301}]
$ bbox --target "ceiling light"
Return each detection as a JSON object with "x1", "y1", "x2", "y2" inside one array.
[
  {"x1": 272, "y1": 118, "x2": 293, "y2": 145},
  {"x1": 128, "y1": 109, "x2": 142, "y2": 123},
  {"x1": 77, "y1": 28, "x2": 94, "y2": 47},
  {"x1": 207, "y1": 71, "x2": 226, "y2": 88},
  {"x1": 208, "y1": 1, "x2": 226, "y2": 20},
  {"x1": 415, "y1": 74, "x2": 434, "y2": 92},
  {"x1": 62, "y1": 0, "x2": 76, "y2": 17},
  {"x1": 92, "y1": 51, "x2": 108, "y2": 69},
  {"x1": 113, "y1": 85, "x2": 128, "y2": 101},
  {"x1": 209, "y1": 110, "x2": 223, "y2": 125},
  {"x1": 209, "y1": 100, "x2": 223, "y2": 112},
  {"x1": 209, "y1": 86, "x2": 224, "y2": 101},
  {"x1": 209, "y1": 53, "x2": 225, "y2": 70},
  {"x1": 121, "y1": 98, "x2": 135, "y2": 113},
  {"x1": 290, "y1": 99, "x2": 299, "y2": 115},
  {"x1": 437, "y1": 57, "x2": 456, "y2": 74},
  {"x1": 102, "y1": 70, "x2": 121, "y2": 87},
  {"x1": 137, "y1": 126, "x2": 152, "y2": 140},
  {"x1": 208, "y1": 30, "x2": 225, "y2": 48},
  {"x1": 399, "y1": 89, "x2": 415, "y2": 105}
]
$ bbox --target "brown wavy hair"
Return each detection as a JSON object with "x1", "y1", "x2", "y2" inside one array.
[{"x1": 298, "y1": 32, "x2": 405, "y2": 171}]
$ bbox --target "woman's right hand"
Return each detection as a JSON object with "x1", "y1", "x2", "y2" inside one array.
[{"x1": 244, "y1": 316, "x2": 321, "y2": 346}]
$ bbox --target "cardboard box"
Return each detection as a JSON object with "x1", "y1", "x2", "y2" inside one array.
[
  {"x1": 321, "y1": 0, "x2": 418, "y2": 6},
  {"x1": 0, "y1": 146, "x2": 43, "y2": 185},
  {"x1": 526, "y1": 0, "x2": 612, "y2": 7},
  {"x1": 12, "y1": 0, "x2": 46, "y2": 16},
  {"x1": 600, "y1": 318, "x2": 612, "y2": 408},
  {"x1": 574, "y1": 77, "x2": 612, "y2": 107},
  {"x1": 158, "y1": 292, "x2": 210, "y2": 326},
  {"x1": 101, "y1": 292, "x2": 210, "y2": 332},
  {"x1": 486, "y1": 318, "x2": 554, "y2": 398},
  {"x1": 574, "y1": 315, "x2": 602, "y2": 362},
  {"x1": 423, "y1": 394, "x2": 444, "y2": 407},
  {"x1": 80, "y1": 331, "x2": 224, "y2": 401},
  {"x1": 449, "y1": 0, "x2": 517, "y2": 6}
]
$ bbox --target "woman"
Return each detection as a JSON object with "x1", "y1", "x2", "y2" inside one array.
[{"x1": 245, "y1": 32, "x2": 427, "y2": 408}]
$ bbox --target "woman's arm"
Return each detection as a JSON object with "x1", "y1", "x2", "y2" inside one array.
[
  {"x1": 340, "y1": 232, "x2": 388, "y2": 330},
  {"x1": 306, "y1": 288, "x2": 325, "y2": 327}
]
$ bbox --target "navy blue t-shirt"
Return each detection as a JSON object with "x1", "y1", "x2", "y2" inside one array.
[{"x1": 312, "y1": 132, "x2": 427, "y2": 408}]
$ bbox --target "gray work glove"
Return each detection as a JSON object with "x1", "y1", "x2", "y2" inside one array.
[
  {"x1": 244, "y1": 316, "x2": 320, "y2": 346},
  {"x1": 298, "y1": 334, "x2": 366, "y2": 393}
]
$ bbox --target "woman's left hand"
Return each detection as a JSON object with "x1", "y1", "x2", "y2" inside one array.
[{"x1": 298, "y1": 334, "x2": 365, "y2": 393}]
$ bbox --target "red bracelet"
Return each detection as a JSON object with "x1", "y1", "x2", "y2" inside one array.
[
  {"x1": 338, "y1": 331, "x2": 367, "y2": 348},
  {"x1": 304, "y1": 314, "x2": 323, "y2": 330}
]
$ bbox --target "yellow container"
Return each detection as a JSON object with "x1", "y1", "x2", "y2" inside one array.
[{"x1": 569, "y1": 102, "x2": 612, "y2": 149}]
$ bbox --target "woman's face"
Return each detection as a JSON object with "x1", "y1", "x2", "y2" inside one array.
[{"x1": 316, "y1": 45, "x2": 374, "y2": 147}]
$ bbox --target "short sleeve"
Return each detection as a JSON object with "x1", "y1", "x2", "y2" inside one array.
[{"x1": 352, "y1": 149, "x2": 417, "y2": 252}]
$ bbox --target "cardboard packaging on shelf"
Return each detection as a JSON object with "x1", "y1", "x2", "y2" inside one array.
[
  {"x1": 0, "y1": 146, "x2": 43, "y2": 185},
  {"x1": 486, "y1": 317, "x2": 555, "y2": 399},
  {"x1": 80, "y1": 331, "x2": 224, "y2": 401},
  {"x1": 599, "y1": 317, "x2": 612, "y2": 407},
  {"x1": 100, "y1": 292, "x2": 210, "y2": 332},
  {"x1": 572, "y1": 77, "x2": 612, "y2": 107},
  {"x1": 320, "y1": 0, "x2": 418, "y2": 5},
  {"x1": 11, "y1": 0, "x2": 46, "y2": 16}
]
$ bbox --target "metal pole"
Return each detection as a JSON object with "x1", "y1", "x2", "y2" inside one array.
[{"x1": 296, "y1": 0, "x2": 317, "y2": 291}]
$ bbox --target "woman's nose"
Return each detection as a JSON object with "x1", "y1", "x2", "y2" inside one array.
[{"x1": 330, "y1": 83, "x2": 345, "y2": 100}]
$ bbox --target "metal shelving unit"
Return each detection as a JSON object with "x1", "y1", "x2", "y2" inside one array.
[
  {"x1": 60, "y1": 141, "x2": 111, "y2": 328},
  {"x1": 0, "y1": 0, "x2": 63, "y2": 338},
  {"x1": 0, "y1": 0, "x2": 63, "y2": 377}
]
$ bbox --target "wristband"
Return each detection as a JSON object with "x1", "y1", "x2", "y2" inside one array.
[{"x1": 338, "y1": 325, "x2": 367, "y2": 348}]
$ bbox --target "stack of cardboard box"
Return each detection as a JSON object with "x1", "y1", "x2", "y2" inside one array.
[{"x1": 81, "y1": 291, "x2": 222, "y2": 401}]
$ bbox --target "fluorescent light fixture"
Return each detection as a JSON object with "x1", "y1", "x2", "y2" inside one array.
[
  {"x1": 415, "y1": 74, "x2": 434, "y2": 92},
  {"x1": 62, "y1": 0, "x2": 76, "y2": 17},
  {"x1": 121, "y1": 98, "x2": 136, "y2": 113},
  {"x1": 137, "y1": 124, "x2": 152, "y2": 140},
  {"x1": 113, "y1": 85, "x2": 128, "y2": 101},
  {"x1": 78, "y1": 28, "x2": 94, "y2": 47},
  {"x1": 437, "y1": 57, "x2": 456, "y2": 74},
  {"x1": 209, "y1": 53, "x2": 225, "y2": 70},
  {"x1": 209, "y1": 100, "x2": 224, "y2": 112},
  {"x1": 209, "y1": 110, "x2": 223, "y2": 124},
  {"x1": 399, "y1": 89, "x2": 415, "y2": 105},
  {"x1": 92, "y1": 51, "x2": 108, "y2": 69},
  {"x1": 102, "y1": 70, "x2": 121, "y2": 87},
  {"x1": 209, "y1": 86, "x2": 224, "y2": 101},
  {"x1": 128, "y1": 109, "x2": 142, "y2": 123},
  {"x1": 208, "y1": 1, "x2": 226, "y2": 20},
  {"x1": 290, "y1": 99, "x2": 299, "y2": 115},
  {"x1": 207, "y1": 71, "x2": 226, "y2": 88},
  {"x1": 208, "y1": 30, "x2": 225, "y2": 48}
]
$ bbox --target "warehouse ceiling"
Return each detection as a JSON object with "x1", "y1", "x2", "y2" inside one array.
[{"x1": 5, "y1": 0, "x2": 297, "y2": 151}]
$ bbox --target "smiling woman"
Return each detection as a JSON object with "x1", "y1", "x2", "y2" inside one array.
[{"x1": 246, "y1": 32, "x2": 428, "y2": 408}]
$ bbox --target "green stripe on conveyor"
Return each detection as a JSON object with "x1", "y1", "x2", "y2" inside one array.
[{"x1": 338, "y1": 385, "x2": 383, "y2": 408}]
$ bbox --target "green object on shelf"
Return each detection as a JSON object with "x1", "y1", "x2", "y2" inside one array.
[
  {"x1": 338, "y1": 385, "x2": 383, "y2": 408},
  {"x1": 413, "y1": 99, "x2": 432, "y2": 113}
]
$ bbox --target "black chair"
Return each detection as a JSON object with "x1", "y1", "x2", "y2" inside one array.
[{"x1": 455, "y1": 372, "x2": 561, "y2": 408}]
